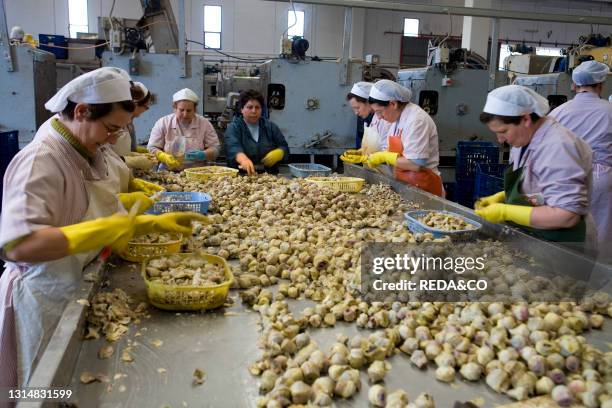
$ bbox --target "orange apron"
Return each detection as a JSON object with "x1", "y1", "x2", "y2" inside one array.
[{"x1": 388, "y1": 133, "x2": 444, "y2": 197}]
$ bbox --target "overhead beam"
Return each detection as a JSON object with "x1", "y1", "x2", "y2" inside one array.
[{"x1": 265, "y1": 0, "x2": 612, "y2": 25}]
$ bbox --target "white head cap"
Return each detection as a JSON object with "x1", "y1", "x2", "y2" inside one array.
[
  {"x1": 350, "y1": 82, "x2": 373, "y2": 99},
  {"x1": 609, "y1": 94, "x2": 612, "y2": 103},
  {"x1": 132, "y1": 81, "x2": 149, "y2": 102},
  {"x1": 173, "y1": 88, "x2": 199, "y2": 104},
  {"x1": 369, "y1": 79, "x2": 412, "y2": 103},
  {"x1": 45, "y1": 67, "x2": 132, "y2": 113},
  {"x1": 133, "y1": 81, "x2": 148, "y2": 95},
  {"x1": 572, "y1": 60, "x2": 609, "y2": 86},
  {"x1": 483, "y1": 85, "x2": 549, "y2": 117}
]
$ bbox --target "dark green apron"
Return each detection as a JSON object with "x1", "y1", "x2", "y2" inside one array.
[{"x1": 504, "y1": 165, "x2": 586, "y2": 243}]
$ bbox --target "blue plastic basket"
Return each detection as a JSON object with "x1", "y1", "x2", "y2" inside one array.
[
  {"x1": 475, "y1": 163, "x2": 508, "y2": 200},
  {"x1": 289, "y1": 163, "x2": 332, "y2": 178},
  {"x1": 404, "y1": 210, "x2": 482, "y2": 240},
  {"x1": 149, "y1": 192, "x2": 211, "y2": 214},
  {"x1": 456, "y1": 141, "x2": 499, "y2": 181}
]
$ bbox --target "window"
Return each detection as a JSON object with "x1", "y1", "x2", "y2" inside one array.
[
  {"x1": 499, "y1": 44, "x2": 512, "y2": 69},
  {"x1": 288, "y1": 10, "x2": 305, "y2": 39},
  {"x1": 204, "y1": 5, "x2": 222, "y2": 49},
  {"x1": 68, "y1": 0, "x2": 88, "y2": 38},
  {"x1": 536, "y1": 47, "x2": 562, "y2": 56},
  {"x1": 403, "y1": 18, "x2": 419, "y2": 37}
]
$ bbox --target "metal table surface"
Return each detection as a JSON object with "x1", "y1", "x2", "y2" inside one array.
[
  {"x1": 27, "y1": 164, "x2": 612, "y2": 408},
  {"x1": 65, "y1": 263, "x2": 611, "y2": 408}
]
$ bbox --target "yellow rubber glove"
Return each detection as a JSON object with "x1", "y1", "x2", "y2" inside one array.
[
  {"x1": 367, "y1": 151, "x2": 399, "y2": 167},
  {"x1": 124, "y1": 154, "x2": 156, "y2": 171},
  {"x1": 135, "y1": 146, "x2": 149, "y2": 154},
  {"x1": 340, "y1": 150, "x2": 367, "y2": 164},
  {"x1": 129, "y1": 178, "x2": 164, "y2": 195},
  {"x1": 475, "y1": 203, "x2": 533, "y2": 227},
  {"x1": 118, "y1": 192, "x2": 154, "y2": 214},
  {"x1": 156, "y1": 151, "x2": 182, "y2": 169},
  {"x1": 59, "y1": 213, "x2": 136, "y2": 254},
  {"x1": 261, "y1": 148, "x2": 284, "y2": 167},
  {"x1": 474, "y1": 191, "x2": 506, "y2": 210},
  {"x1": 134, "y1": 212, "x2": 210, "y2": 235}
]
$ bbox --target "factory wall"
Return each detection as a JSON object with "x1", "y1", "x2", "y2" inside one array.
[
  {"x1": 4, "y1": 0, "x2": 612, "y2": 65},
  {"x1": 363, "y1": 0, "x2": 612, "y2": 65}
]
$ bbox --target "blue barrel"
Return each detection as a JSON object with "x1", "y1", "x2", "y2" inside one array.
[{"x1": 1, "y1": 130, "x2": 20, "y2": 211}]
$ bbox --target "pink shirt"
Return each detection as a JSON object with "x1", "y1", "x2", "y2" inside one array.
[
  {"x1": 147, "y1": 113, "x2": 220, "y2": 155},
  {"x1": 0, "y1": 127, "x2": 115, "y2": 247}
]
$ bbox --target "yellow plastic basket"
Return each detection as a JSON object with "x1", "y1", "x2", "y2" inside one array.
[
  {"x1": 141, "y1": 253, "x2": 233, "y2": 311},
  {"x1": 119, "y1": 233, "x2": 183, "y2": 262},
  {"x1": 305, "y1": 176, "x2": 366, "y2": 193},
  {"x1": 184, "y1": 166, "x2": 239, "y2": 181}
]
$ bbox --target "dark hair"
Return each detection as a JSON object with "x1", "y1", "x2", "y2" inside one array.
[
  {"x1": 479, "y1": 112, "x2": 540, "y2": 125},
  {"x1": 346, "y1": 92, "x2": 367, "y2": 103},
  {"x1": 368, "y1": 97, "x2": 409, "y2": 109},
  {"x1": 61, "y1": 100, "x2": 136, "y2": 120},
  {"x1": 239, "y1": 89, "x2": 265, "y2": 110},
  {"x1": 368, "y1": 97, "x2": 389, "y2": 106},
  {"x1": 130, "y1": 82, "x2": 152, "y2": 107}
]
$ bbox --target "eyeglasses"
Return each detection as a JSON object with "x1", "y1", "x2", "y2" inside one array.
[{"x1": 101, "y1": 121, "x2": 125, "y2": 137}]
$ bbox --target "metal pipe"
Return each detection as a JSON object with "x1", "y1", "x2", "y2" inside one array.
[
  {"x1": 178, "y1": 0, "x2": 186, "y2": 78},
  {"x1": 265, "y1": 0, "x2": 612, "y2": 25},
  {"x1": 488, "y1": 17, "x2": 499, "y2": 91},
  {"x1": 385, "y1": 32, "x2": 575, "y2": 48},
  {"x1": 340, "y1": 7, "x2": 353, "y2": 85},
  {"x1": 0, "y1": 0, "x2": 14, "y2": 72}
]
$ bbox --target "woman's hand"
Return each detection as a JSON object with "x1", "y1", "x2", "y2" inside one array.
[{"x1": 236, "y1": 153, "x2": 256, "y2": 175}]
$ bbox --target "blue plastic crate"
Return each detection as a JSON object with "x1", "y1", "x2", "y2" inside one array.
[
  {"x1": 38, "y1": 34, "x2": 68, "y2": 59},
  {"x1": 455, "y1": 179, "x2": 476, "y2": 208},
  {"x1": 289, "y1": 163, "x2": 332, "y2": 178},
  {"x1": 456, "y1": 141, "x2": 499, "y2": 181},
  {"x1": 149, "y1": 192, "x2": 211, "y2": 214},
  {"x1": 474, "y1": 163, "x2": 508, "y2": 200},
  {"x1": 404, "y1": 210, "x2": 482, "y2": 240}
]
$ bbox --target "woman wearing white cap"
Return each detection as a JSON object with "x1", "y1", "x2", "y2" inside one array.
[
  {"x1": 548, "y1": 61, "x2": 612, "y2": 256},
  {"x1": 476, "y1": 85, "x2": 593, "y2": 246},
  {"x1": 346, "y1": 81, "x2": 389, "y2": 153},
  {"x1": 0, "y1": 68, "x2": 207, "y2": 389},
  {"x1": 364, "y1": 80, "x2": 444, "y2": 196},
  {"x1": 113, "y1": 81, "x2": 153, "y2": 156},
  {"x1": 147, "y1": 88, "x2": 220, "y2": 170}
]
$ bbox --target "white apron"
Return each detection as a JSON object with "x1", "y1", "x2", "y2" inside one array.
[
  {"x1": 0, "y1": 150, "x2": 128, "y2": 391},
  {"x1": 592, "y1": 163, "x2": 612, "y2": 262}
]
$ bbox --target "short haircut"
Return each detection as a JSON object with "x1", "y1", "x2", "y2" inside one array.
[
  {"x1": 346, "y1": 92, "x2": 367, "y2": 103},
  {"x1": 239, "y1": 89, "x2": 265, "y2": 110},
  {"x1": 61, "y1": 100, "x2": 136, "y2": 121},
  {"x1": 479, "y1": 112, "x2": 540, "y2": 125}
]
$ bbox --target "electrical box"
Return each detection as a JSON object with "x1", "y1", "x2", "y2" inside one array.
[
  {"x1": 110, "y1": 28, "x2": 123, "y2": 53},
  {"x1": 433, "y1": 47, "x2": 450, "y2": 64},
  {"x1": 365, "y1": 54, "x2": 380, "y2": 64},
  {"x1": 280, "y1": 38, "x2": 292, "y2": 56},
  {"x1": 441, "y1": 76, "x2": 453, "y2": 87}
]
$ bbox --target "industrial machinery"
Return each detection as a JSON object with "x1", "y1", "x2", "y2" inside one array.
[
  {"x1": 0, "y1": 45, "x2": 56, "y2": 144},
  {"x1": 511, "y1": 34, "x2": 612, "y2": 108},
  {"x1": 397, "y1": 39, "x2": 509, "y2": 157},
  {"x1": 105, "y1": 51, "x2": 364, "y2": 159}
]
